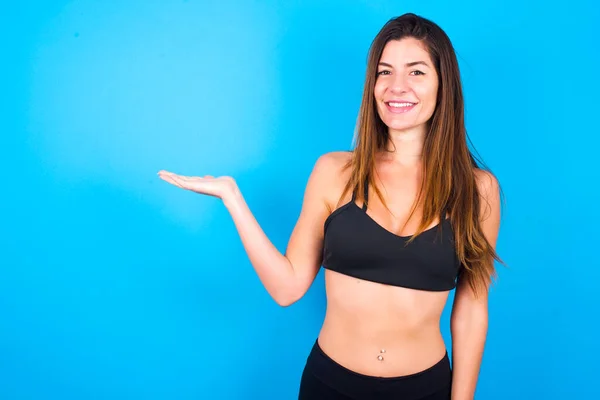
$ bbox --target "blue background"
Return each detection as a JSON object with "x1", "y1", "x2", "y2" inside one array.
[{"x1": 1, "y1": 0, "x2": 598, "y2": 399}]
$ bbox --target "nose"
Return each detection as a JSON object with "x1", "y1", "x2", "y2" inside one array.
[{"x1": 390, "y1": 74, "x2": 409, "y2": 94}]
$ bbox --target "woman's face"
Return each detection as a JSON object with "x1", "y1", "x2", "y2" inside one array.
[{"x1": 373, "y1": 38, "x2": 439, "y2": 133}]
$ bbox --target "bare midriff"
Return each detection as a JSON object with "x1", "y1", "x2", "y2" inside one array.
[{"x1": 317, "y1": 269, "x2": 451, "y2": 378}]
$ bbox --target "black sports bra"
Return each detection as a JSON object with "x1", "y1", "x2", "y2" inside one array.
[{"x1": 322, "y1": 180, "x2": 461, "y2": 291}]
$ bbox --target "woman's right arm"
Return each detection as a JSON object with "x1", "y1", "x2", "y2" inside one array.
[
  {"x1": 222, "y1": 154, "x2": 338, "y2": 306},
  {"x1": 159, "y1": 153, "x2": 342, "y2": 306}
]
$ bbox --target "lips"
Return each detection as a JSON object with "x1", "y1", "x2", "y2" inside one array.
[{"x1": 384, "y1": 101, "x2": 418, "y2": 114}]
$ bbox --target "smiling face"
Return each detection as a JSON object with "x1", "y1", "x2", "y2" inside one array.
[{"x1": 374, "y1": 37, "x2": 439, "y2": 134}]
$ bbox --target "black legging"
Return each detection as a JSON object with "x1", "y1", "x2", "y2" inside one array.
[{"x1": 298, "y1": 339, "x2": 452, "y2": 400}]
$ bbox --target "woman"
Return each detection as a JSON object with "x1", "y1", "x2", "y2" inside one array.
[{"x1": 158, "y1": 12, "x2": 504, "y2": 400}]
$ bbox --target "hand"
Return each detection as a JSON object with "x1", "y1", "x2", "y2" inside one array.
[{"x1": 157, "y1": 170, "x2": 239, "y2": 202}]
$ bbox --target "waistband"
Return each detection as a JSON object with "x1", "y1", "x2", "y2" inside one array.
[{"x1": 305, "y1": 338, "x2": 452, "y2": 399}]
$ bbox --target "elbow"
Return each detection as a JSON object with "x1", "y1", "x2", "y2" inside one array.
[
  {"x1": 451, "y1": 311, "x2": 488, "y2": 333},
  {"x1": 272, "y1": 282, "x2": 304, "y2": 307},
  {"x1": 275, "y1": 297, "x2": 297, "y2": 307},
  {"x1": 273, "y1": 291, "x2": 302, "y2": 307}
]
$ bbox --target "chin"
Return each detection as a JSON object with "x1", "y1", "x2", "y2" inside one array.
[{"x1": 383, "y1": 120, "x2": 424, "y2": 132}]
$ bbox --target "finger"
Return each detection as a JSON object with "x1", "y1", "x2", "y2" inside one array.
[
  {"x1": 159, "y1": 174, "x2": 185, "y2": 189},
  {"x1": 167, "y1": 172, "x2": 192, "y2": 181},
  {"x1": 168, "y1": 175, "x2": 189, "y2": 189},
  {"x1": 160, "y1": 177, "x2": 183, "y2": 189},
  {"x1": 181, "y1": 175, "x2": 201, "y2": 181},
  {"x1": 158, "y1": 171, "x2": 177, "y2": 182},
  {"x1": 159, "y1": 171, "x2": 188, "y2": 183}
]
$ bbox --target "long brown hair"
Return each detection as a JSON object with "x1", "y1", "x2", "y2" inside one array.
[{"x1": 338, "y1": 13, "x2": 505, "y2": 298}]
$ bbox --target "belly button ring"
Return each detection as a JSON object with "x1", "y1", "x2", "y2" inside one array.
[{"x1": 377, "y1": 349, "x2": 386, "y2": 361}]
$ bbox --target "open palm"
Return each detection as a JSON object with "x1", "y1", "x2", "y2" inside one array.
[{"x1": 157, "y1": 170, "x2": 237, "y2": 200}]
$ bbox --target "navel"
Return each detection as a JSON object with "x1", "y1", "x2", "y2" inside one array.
[{"x1": 377, "y1": 348, "x2": 386, "y2": 361}]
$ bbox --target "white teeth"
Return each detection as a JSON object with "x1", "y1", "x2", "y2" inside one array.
[{"x1": 388, "y1": 102, "x2": 415, "y2": 108}]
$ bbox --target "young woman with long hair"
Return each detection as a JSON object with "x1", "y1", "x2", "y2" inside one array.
[{"x1": 159, "y1": 12, "x2": 504, "y2": 400}]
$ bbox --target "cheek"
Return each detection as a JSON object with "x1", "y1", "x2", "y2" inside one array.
[
  {"x1": 373, "y1": 82, "x2": 385, "y2": 100},
  {"x1": 416, "y1": 83, "x2": 438, "y2": 105}
]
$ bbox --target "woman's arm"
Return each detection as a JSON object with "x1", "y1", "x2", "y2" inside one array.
[
  {"x1": 223, "y1": 154, "x2": 338, "y2": 306},
  {"x1": 450, "y1": 170, "x2": 501, "y2": 400},
  {"x1": 159, "y1": 153, "x2": 342, "y2": 306}
]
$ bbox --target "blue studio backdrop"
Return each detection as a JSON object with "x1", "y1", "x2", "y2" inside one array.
[{"x1": 1, "y1": 1, "x2": 598, "y2": 399}]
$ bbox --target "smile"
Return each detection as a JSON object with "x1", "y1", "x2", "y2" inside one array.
[{"x1": 385, "y1": 101, "x2": 417, "y2": 113}]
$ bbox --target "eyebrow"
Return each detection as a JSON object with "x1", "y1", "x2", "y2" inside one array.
[{"x1": 378, "y1": 61, "x2": 430, "y2": 68}]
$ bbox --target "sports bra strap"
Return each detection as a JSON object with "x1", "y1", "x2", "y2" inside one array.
[{"x1": 351, "y1": 177, "x2": 369, "y2": 211}]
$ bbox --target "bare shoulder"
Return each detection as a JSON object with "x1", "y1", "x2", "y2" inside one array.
[
  {"x1": 311, "y1": 151, "x2": 353, "y2": 210},
  {"x1": 473, "y1": 168, "x2": 500, "y2": 220},
  {"x1": 474, "y1": 169, "x2": 499, "y2": 198},
  {"x1": 310, "y1": 151, "x2": 353, "y2": 184},
  {"x1": 314, "y1": 151, "x2": 352, "y2": 171}
]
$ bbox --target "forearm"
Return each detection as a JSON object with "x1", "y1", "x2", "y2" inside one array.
[
  {"x1": 223, "y1": 190, "x2": 295, "y2": 305},
  {"x1": 450, "y1": 313, "x2": 488, "y2": 400}
]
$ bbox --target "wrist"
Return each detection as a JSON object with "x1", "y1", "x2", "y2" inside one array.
[{"x1": 222, "y1": 186, "x2": 243, "y2": 211}]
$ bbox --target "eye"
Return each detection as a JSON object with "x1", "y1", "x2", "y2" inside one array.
[
  {"x1": 410, "y1": 70, "x2": 425, "y2": 76},
  {"x1": 376, "y1": 70, "x2": 391, "y2": 76}
]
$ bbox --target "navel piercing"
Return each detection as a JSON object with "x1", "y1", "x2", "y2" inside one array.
[{"x1": 377, "y1": 349, "x2": 386, "y2": 361}]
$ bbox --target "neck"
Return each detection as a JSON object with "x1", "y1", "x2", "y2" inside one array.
[{"x1": 382, "y1": 126, "x2": 426, "y2": 167}]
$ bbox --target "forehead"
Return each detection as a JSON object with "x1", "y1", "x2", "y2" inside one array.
[{"x1": 379, "y1": 38, "x2": 432, "y2": 65}]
